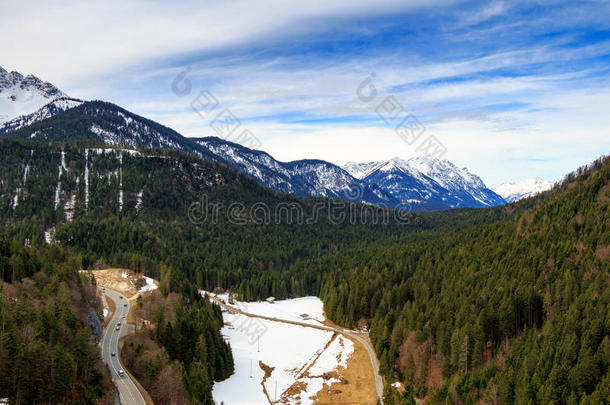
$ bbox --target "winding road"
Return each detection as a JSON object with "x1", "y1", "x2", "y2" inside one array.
[
  {"x1": 101, "y1": 289, "x2": 147, "y2": 405},
  {"x1": 208, "y1": 294, "x2": 384, "y2": 403}
]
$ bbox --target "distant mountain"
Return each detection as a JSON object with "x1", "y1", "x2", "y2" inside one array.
[
  {"x1": 193, "y1": 137, "x2": 399, "y2": 207},
  {"x1": 344, "y1": 157, "x2": 506, "y2": 209},
  {"x1": 0, "y1": 66, "x2": 67, "y2": 124},
  {"x1": 1, "y1": 97, "x2": 503, "y2": 210},
  {"x1": 494, "y1": 176, "x2": 553, "y2": 202}
]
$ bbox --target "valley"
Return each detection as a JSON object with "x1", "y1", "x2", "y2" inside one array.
[{"x1": 1, "y1": 5, "x2": 610, "y2": 402}]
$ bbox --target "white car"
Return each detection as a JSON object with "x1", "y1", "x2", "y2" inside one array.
[{"x1": 118, "y1": 370, "x2": 125, "y2": 377}]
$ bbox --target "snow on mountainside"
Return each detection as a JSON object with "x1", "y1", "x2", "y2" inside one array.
[
  {"x1": 194, "y1": 137, "x2": 399, "y2": 207},
  {"x1": 0, "y1": 66, "x2": 67, "y2": 124},
  {"x1": 343, "y1": 157, "x2": 505, "y2": 209},
  {"x1": 2, "y1": 92, "x2": 503, "y2": 211},
  {"x1": 342, "y1": 161, "x2": 380, "y2": 180},
  {"x1": 494, "y1": 177, "x2": 553, "y2": 203},
  {"x1": 2, "y1": 100, "x2": 217, "y2": 160},
  {"x1": 1, "y1": 99, "x2": 394, "y2": 207},
  {"x1": 0, "y1": 97, "x2": 83, "y2": 134}
]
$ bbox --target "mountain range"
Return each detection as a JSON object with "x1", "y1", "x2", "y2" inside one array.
[
  {"x1": 344, "y1": 157, "x2": 506, "y2": 209},
  {"x1": 494, "y1": 176, "x2": 554, "y2": 202},
  {"x1": 0, "y1": 66, "x2": 553, "y2": 210}
]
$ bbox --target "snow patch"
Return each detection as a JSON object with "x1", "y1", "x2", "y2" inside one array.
[
  {"x1": 139, "y1": 276, "x2": 158, "y2": 293},
  {"x1": 135, "y1": 190, "x2": 143, "y2": 212},
  {"x1": 54, "y1": 151, "x2": 66, "y2": 210},
  {"x1": 12, "y1": 188, "x2": 20, "y2": 209},
  {"x1": 44, "y1": 227, "x2": 55, "y2": 244},
  {"x1": 64, "y1": 194, "x2": 76, "y2": 222},
  {"x1": 118, "y1": 153, "x2": 123, "y2": 212},
  {"x1": 84, "y1": 149, "x2": 89, "y2": 210}
]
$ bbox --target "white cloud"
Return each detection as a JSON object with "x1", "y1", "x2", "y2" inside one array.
[
  {"x1": 460, "y1": 1, "x2": 506, "y2": 26},
  {"x1": 0, "y1": 0, "x2": 452, "y2": 83}
]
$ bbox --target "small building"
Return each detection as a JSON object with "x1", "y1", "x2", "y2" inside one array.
[
  {"x1": 299, "y1": 313, "x2": 310, "y2": 320},
  {"x1": 266, "y1": 297, "x2": 276, "y2": 304}
]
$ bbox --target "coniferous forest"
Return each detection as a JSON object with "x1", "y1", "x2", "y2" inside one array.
[
  {"x1": 0, "y1": 241, "x2": 113, "y2": 403},
  {"x1": 0, "y1": 138, "x2": 608, "y2": 404}
]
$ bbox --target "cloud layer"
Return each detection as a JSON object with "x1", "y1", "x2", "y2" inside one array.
[{"x1": 2, "y1": 0, "x2": 609, "y2": 186}]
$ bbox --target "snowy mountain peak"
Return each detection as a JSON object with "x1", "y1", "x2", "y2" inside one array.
[
  {"x1": 0, "y1": 66, "x2": 67, "y2": 124},
  {"x1": 342, "y1": 156, "x2": 504, "y2": 209},
  {"x1": 0, "y1": 97, "x2": 84, "y2": 134},
  {"x1": 494, "y1": 177, "x2": 553, "y2": 203},
  {"x1": 343, "y1": 161, "x2": 383, "y2": 180}
]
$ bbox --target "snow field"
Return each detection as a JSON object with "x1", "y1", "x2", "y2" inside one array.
[{"x1": 208, "y1": 294, "x2": 356, "y2": 405}]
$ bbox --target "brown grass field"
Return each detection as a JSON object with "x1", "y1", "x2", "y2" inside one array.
[{"x1": 313, "y1": 335, "x2": 377, "y2": 405}]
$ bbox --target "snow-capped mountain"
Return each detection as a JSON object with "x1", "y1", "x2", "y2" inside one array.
[
  {"x1": 0, "y1": 99, "x2": 395, "y2": 207},
  {"x1": 494, "y1": 177, "x2": 553, "y2": 203},
  {"x1": 0, "y1": 66, "x2": 67, "y2": 124},
  {"x1": 2, "y1": 95, "x2": 504, "y2": 211},
  {"x1": 2, "y1": 99, "x2": 216, "y2": 158},
  {"x1": 343, "y1": 157, "x2": 505, "y2": 209},
  {"x1": 194, "y1": 137, "x2": 399, "y2": 206},
  {"x1": 0, "y1": 97, "x2": 83, "y2": 134}
]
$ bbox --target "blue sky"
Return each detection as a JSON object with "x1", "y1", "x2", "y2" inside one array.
[{"x1": 2, "y1": 0, "x2": 610, "y2": 186}]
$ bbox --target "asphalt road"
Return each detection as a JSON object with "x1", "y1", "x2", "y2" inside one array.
[
  {"x1": 101, "y1": 289, "x2": 146, "y2": 405},
  {"x1": 209, "y1": 294, "x2": 384, "y2": 403}
]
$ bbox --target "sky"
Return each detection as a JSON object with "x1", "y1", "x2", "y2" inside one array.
[{"x1": 1, "y1": 0, "x2": 610, "y2": 187}]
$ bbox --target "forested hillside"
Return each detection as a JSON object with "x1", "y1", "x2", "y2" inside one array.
[
  {"x1": 314, "y1": 156, "x2": 609, "y2": 404},
  {"x1": 122, "y1": 289, "x2": 233, "y2": 404},
  {"x1": 0, "y1": 139, "x2": 424, "y2": 294},
  {"x1": 0, "y1": 240, "x2": 113, "y2": 404}
]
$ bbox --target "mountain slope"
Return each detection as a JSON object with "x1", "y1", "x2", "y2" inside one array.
[
  {"x1": 0, "y1": 101, "x2": 398, "y2": 207},
  {"x1": 0, "y1": 138, "x2": 421, "y2": 291},
  {"x1": 194, "y1": 137, "x2": 399, "y2": 207},
  {"x1": 344, "y1": 157, "x2": 505, "y2": 209},
  {"x1": 494, "y1": 176, "x2": 553, "y2": 202},
  {"x1": 0, "y1": 97, "x2": 83, "y2": 134},
  {"x1": 2, "y1": 98, "x2": 501, "y2": 210},
  {"x1": 0, "y1": 66, "x2": 67, "y2": 123},
  {"x1": 3, "y1": 100, "x2": 219, "y2": 161},
  {"x1": 0, "y1": 241, "x2": 114, "y2": 404}
]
